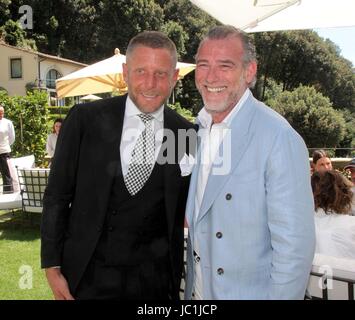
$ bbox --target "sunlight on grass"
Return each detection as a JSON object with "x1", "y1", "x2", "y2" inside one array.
[{"x1": 0, "y1": 210, "x2": 53, "y2": 300}]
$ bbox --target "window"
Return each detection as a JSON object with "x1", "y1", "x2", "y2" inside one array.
[
  {"x1": 46, "y1": 69, "x2": 62, "y2": 89},
  {"x1": 10, "y1": 58, "x2": 22, "y2": 78}
]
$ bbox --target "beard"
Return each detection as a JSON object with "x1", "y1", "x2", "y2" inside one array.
[{"x1": 200, "y1": 73, "x2": 246, "y2": 115}]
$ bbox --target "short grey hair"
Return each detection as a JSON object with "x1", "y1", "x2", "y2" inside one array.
[
  {"x1": 126, "y1": 31, "x2": 177, "y2": 67},
  {"x1": 198, "y1": 25, "x2": 257, "y2": 88}
]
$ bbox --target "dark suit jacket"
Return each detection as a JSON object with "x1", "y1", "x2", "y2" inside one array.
[{"x1": 41, "y1": 94, "x2": 196, "y2": 297}]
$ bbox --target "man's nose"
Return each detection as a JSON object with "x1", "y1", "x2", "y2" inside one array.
[
  {"x1": 144, "y1": 73, "x2": 157, "y2": 89},
  {"x1": 205, "y1": 66, "x2": 219, "y2": 83}
]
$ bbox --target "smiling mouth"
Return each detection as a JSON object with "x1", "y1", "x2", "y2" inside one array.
[
  {"x1": 206, "y1": 86, "x2": 226, "y2": 93},
  {"x1": 142, "y1": 93, "x2": 158, "y2": 99}
]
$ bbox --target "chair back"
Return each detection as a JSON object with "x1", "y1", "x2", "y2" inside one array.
[
  {"x1": 308, "y1": 253, "x2": 355, "y2": 300},
  {"x1": 16, "y1": 168, "x2": 50, "y2": 213}
]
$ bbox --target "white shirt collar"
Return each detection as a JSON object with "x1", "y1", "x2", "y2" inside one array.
[
  {"x1": 197, "y1": 88, "x2": 250, "y2": 129},
  {"x1": 125, "y1": 95, "x2": 164, "y2": 122}
]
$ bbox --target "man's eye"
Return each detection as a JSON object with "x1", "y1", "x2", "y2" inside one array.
[
  {"x1": 156, "y1": 71, "x2": 167, "y2": 78},
  {"x1": 220, "y1": 65, "x2": 232, "y2": 70},
  {"x1": 197, "y1": 63, "x2": 209, "y2": 68}
]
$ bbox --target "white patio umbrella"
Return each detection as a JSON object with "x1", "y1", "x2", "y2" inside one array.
[
  {"x1": 189, "y1": 0, "x2": 355, "y2": 33},
  {"x1": 56, "y1": 48, "x2": 196, "y2": 98},
  {"x1": 80, "y1": 94, "x2": 102, "y2": 101}
]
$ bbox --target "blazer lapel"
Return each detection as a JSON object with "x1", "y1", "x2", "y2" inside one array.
[
  {"x1": 197, "y1": 96, "x2": 257, "y2": 222},
  {"x1": 93, "y1": 95, "x2": 126, "y2": 206},
  {"x1": 162, "y1": 107, "x2": 187, "y2": 240},
  {"x1": 185, "y1": 124, "x2": 202, "y2": 229}
]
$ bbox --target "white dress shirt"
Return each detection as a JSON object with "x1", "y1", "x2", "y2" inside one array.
[
  {"x1": 120, "y1": 96, "x2": 164, "y2": 176},
  {"x1": 46, "y1": 133, "x2": 58, "y2": 157},
  {"x1": 315, "y1": 209, "x2": 355, "y2": 259},
  {"x1": 193, "y1": 89, "x2": 250, "y2": 299},
  {"x1": 0, "y1": 118, "x2": 15, "y2": 154}
]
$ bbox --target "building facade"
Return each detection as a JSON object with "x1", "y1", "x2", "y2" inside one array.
[{"x1": 0, "y1": 42, "x2": 87, "y2": 105}]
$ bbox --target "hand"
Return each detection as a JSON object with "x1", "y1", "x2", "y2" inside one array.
[{"x1": 45, "y1": 268, "x2": 75, "y2": 300}]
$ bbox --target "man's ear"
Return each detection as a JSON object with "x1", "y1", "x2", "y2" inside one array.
[
  {"x1": 245, "y1": 61, "x2": 257, "y2": 85},
  {"x1": 122, "y1": 63, "x2": 128, "y2": 82},
  {"x1": 173, "y1": 68, "x2": 179, "y2": 84}
]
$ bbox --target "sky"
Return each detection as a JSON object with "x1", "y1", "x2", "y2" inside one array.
[{"x1": 314, "y1": 26, "x2": 355, "y2": 67}]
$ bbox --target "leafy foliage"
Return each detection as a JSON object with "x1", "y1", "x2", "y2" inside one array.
[
  {"x1": 267, "y1": 85, "x2": 346, "y2": 148},
  {"x1": 0, "y1": 90, "x2": 49, "y2": 165},
  {"x1": 0, "y1": 19, "x2": 36, "y2": 49},
  {"x1": 0, "y1": 0, "x2": 353, "y2": 149},
  {"x1": 254, "y1": 30, "x2": 355, "y2": 112},
  {"x1": 168, "y1": 101, "x2": 195, "y2": 123}
]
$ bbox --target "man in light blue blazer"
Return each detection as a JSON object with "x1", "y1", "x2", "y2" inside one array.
[{"x1": 184, "y1": 25, "x2": 315, "y2": 300}]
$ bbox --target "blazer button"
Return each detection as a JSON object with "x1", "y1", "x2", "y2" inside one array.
[
  {"x1": 108, "y1": 226, "x2": 114, "y2": 232},
  {"x1": 112, "y1": 210, "x2": 118, "y2": 216},
  {"x1": 217, "y1": 268, "x2": 224, "y2": 275},
  {"x1": 97, "y1": 227, "x2": 102, "y2": 233},
  {"x1": 216, "y1": 232, "x2": 223, "y2": 239},
  {"x1": 225, "y1": 193, "x2": 232, "y2": 200}
]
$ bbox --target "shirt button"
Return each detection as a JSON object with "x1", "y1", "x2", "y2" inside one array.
[
  {"x1": 112, "y1": 210, "x2": 117, "y2": 216},
  {"x1": 217, "y1": 268, "x2": 224, "y2": 275},
  {"x1": 226, "y1": 193, "x2": 232, "y2": 200},
  {"x1": 216, "y1": 232, "x2": 223, "y2": 239}
]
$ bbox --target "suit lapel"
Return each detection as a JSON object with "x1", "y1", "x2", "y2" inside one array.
[
  {"x1": 162, "y1": 107, "x2": 185, "y2": 240},
  {"x1": 197, "y1": 95, "x2": 257, "y2": 222},
  {"x1": 185, "y1": 123, "x2": 202, "y2": 229},
  {"x1": 93, "y1": 95, "x2": 126, "y2": 206}
]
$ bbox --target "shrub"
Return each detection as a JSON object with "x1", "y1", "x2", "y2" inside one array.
[
  {"x1": 267, "y1": 85, "x2": 346, "y2": 148},
  {"x1": 168, "y1": 102, "x2": 195, "y2": 123},
  {"x1": 0, "y1": 90, "x2": 49, "y2": 165}
]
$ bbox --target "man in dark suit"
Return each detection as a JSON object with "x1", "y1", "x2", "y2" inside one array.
[{"x1": 41, "y1": 31, "x2": 196, "y2": 300}]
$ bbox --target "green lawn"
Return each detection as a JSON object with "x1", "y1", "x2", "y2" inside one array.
[{"x1": 0, "y1": 210, "x2": 53, "y2": 300}]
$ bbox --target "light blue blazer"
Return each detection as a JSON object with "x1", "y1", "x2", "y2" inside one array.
[{"x1": 184, "y1": 93, "x2": 315, "y2": 300}]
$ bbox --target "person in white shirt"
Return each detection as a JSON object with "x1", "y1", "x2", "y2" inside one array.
[
  {"x1": 0, "y1": 104, "x2": 15, "y2": 193},
  {"x1": 41, "y1": 31, "x2": 196, "y2": 300},
  {"x1": 46, "y1": 118, "x2": 63, "y2": 158},
  {"x1": 311, "y1": 170, "x2": 355, "y2": 259}
]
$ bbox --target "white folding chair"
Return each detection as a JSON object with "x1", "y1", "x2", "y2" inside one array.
[
  {"x1": 307, "y1": 253, "x2": 355, "y2": 300},
  {"x1": 16, "y1": 168, "x2": 50, "y2": 224}
]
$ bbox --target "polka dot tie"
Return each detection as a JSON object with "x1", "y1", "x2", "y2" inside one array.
[{"x1": 124, "y1": 114, "x2": 155, "y2": 196}]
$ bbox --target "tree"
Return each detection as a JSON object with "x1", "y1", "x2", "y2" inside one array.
[
  {"x1": 254, "y1": 30, "x2": 355, "y2": 112},
  {"x1": 161, "y1": 20, "x2": 188, "y2": 59},
  {"x1": 162, "y1": 0, "x2": 218, "y2": 61},
  {"x1": 336, "y1": 109, "x2": 355, "y2": 156},
  {"x1": 267, "y1": 85, "x2": 346, "y2": 148},
  {"x1": 0, "y1": 19, "x2": 36, "y2": 49},
  {"x1": 0, "y1": 0, "x2": 11, "y2": 26},
  {"x1": 94, "y1": 0, "x2": 164, "y2": 61}
]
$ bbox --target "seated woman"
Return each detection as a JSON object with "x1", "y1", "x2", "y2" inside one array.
[
  {"x1": 312, "y1": 149, "x2": 333, "y2": 173},
  {"x1": 311, "y1": 170, "x2": 355, "y2": 259},
  {"x1": 46, "y1": 118, "x2": 63, "y2": 158}
]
